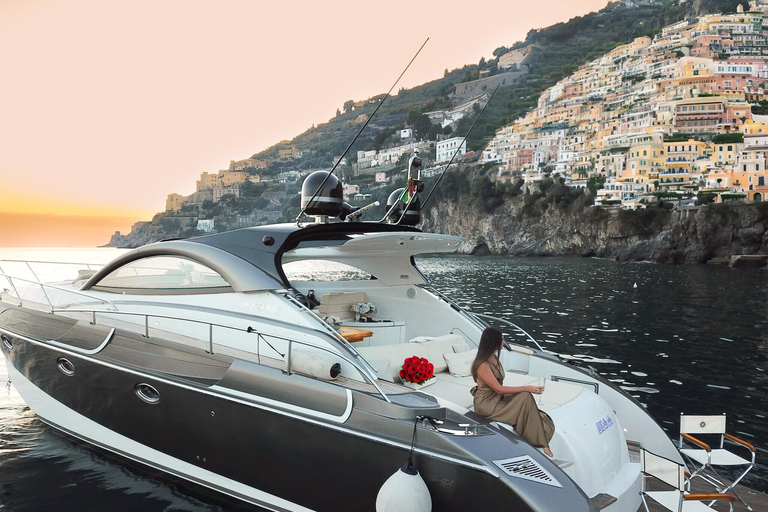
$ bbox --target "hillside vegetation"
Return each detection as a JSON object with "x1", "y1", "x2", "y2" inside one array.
[
  {"x1": 254, "y1": 0, "x2": 744, "y2": 165},
  {"x1": 111, "y1": 0, "x2": 748, "y2": 246}
]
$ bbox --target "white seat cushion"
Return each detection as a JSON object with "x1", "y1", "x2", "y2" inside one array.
[
  {"x1": 680, "y1": 448, "x2": 751, "y2": 466},
  {"x1": 357, "y1": 334, "x2": 463, "y2": 378}
]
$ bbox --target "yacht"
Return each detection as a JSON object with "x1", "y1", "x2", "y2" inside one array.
[{"x1": 0, "y1": 159, "x2": 683, "y2": 512}]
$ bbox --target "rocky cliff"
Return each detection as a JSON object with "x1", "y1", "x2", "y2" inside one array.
[{"x1": 420, "y1": 189, "x2": 768, "y2": 264}]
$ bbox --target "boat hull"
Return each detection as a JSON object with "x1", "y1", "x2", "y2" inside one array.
[{"x1": 1, "y1": 326, "x2": 596, "y2": 512}]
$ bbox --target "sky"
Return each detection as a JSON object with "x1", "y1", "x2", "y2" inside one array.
[{"x1": 0, "y1": 0, "x2": 611, "y2": 247}]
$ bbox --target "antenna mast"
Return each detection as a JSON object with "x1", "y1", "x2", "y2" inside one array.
[
  {"x1": 296, "y1": 38, "x2": 429, "y2": 222},
  {"x1": 419, "y1": 83, "x2": 501, "y2": 212}
]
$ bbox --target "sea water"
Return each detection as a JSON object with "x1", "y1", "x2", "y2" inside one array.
[{"x1": 0, "y1": 249, "x2": 766, "y2": 510}]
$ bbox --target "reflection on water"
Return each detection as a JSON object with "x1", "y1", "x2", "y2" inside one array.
[
  {"x1": 416, "y1": 255, "x2": 768, "y2": 492},
  {"x1": 1, "y1": 252, "x2": 766, "y2": 509},
  {"x1": 0, "y1": 356, "x2": 232, "y2": 512}
]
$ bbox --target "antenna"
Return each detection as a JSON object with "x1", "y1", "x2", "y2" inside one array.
[
  {"x1": 419, "y1": 84, "x2": 501, "y2": 212},
  {"x1": 296, "y1": 38, "x2": 430, "y2": 223}
]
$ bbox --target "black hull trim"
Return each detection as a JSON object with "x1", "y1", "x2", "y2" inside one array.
[{"x1": 3, "y1": 329, "x2": 568, "y2": 512}]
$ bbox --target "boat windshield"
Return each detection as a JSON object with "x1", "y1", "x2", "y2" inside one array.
[{"x1": 90, "y1": 255, "x2": 233, "y2": 294}]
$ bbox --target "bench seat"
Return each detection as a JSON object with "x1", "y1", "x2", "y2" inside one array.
[{"x1": 429, "y1": 372, "x2": 584, "y2": 413}]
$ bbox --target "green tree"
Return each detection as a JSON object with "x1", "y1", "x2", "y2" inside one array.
[
  {"x1": 219, "y1": 194, "x2": 237, "y2": 207},
  {"x1": 343, "y1": 100, "x2": 355, "y2": 114},
  {"x1": 406, "y1": 110, "x2": 435, "y2": 140}
]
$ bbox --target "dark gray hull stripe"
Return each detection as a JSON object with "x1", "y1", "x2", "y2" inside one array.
[
  {"x1": 39, "y1": 416, "x2": 298, "y2": 512},
  {"x1": 1, "y1": 326, "x2": 497, "y2": 477}
]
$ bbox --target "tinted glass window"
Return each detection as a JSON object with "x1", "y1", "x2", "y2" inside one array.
[
  {"x1": 94, "y1": 256, "x2": 230, "y2": 291},
  {"x1": 283, "y1": 260, "x2": 372, "y2": 282}
]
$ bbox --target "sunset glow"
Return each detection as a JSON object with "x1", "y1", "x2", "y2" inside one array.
[{"x1": 1, "y1": 0, "x2": 611, "y2": 246}]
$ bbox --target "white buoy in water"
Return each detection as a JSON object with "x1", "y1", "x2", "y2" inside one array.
[
  {"x1": 376, "y1": 464, "x2": 432, "y2": 512},
  {"x1": 633, "y1": 282, "x2": 638, "y2": 289}
]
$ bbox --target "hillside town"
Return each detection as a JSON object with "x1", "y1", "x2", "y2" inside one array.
[
  {"x1": 164, "y1": 136, "x2": 466, "y2": 217},
  {"x1": 482, "y1": 3, "x2": 768, "y2": 208},
  {"x1": 162, "y1": 4, "x2": 768, "y2": 227}
]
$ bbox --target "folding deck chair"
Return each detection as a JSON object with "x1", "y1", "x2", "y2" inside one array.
[
  {"x1": 678, "y1": 413, "x2": 756, "y2": 511},
  {"x1": 640, "y1": 448, "x2": 734, "y2": 512}
]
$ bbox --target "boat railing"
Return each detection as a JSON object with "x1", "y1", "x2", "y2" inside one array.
[
  {"x1": 0, "y1": 271, "x2": 117, "y2": 314},
  {"x1": 64, "y1": 307, "x2": 391, "y2": 402},
  {"x1": 0, "y1": 259, "x2": 103, "y2": 287},
  {"x1": 472, "y1": 312, "x2": 545, "y2": 352},
  {"x1": 282, "y1": 292, "x2": 379, "y2": 367},
  {"x1": 0, "y1": 271, "x2": 390, "y2": 402},
  {"x1": 416, "y1": 283, "x2": 545, "y2": 351}
]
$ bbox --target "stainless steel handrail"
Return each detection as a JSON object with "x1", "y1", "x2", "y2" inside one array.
[
  {"x1": 0, "y1": 259, "x2": 103, "y2": 285},
  {"x1": 282, "y1": 292, "x2": 391, "y2": 402},
  {"x1": 0, "y1": 272, "x2": 118, "y2": 312},
  {"x1": 471, "y1": 312, "x2": 545, "y2": 352},
  {"x1": 2, "y1": 282, "x2": 390, "y2": 402},
  {"x1": 415, "y1": 283, "x2": 544, "y2": 351},
  {"x1": 0, "y1": 259, "x2": 104, "y2": 268},
  {"x1": 245, "y1": 326, "x2": 387, "y2": 399}
]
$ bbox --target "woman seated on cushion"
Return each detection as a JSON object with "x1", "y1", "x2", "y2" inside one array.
[{"x1": 470, "y1": 327, "x2": 555, "y2": 457}]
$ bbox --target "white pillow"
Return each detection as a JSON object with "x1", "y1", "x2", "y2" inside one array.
[
  {"x1": 368, "y1": 358, "x2": 397, "y2": 383},
  {"x1": 291, "y1": 350, "x2": 342, "y2": 380},
  {"x1": 452, "y1": 343, "x2": 474, "y2": 353},
  {"x1": 443, "y1": 349, "x2": 478, "y2": 377}
]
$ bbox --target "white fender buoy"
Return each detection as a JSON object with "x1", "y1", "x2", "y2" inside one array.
[
  {"x1": 633, "y1": 282, "x2": 638, "y2": 289},
  {"x1": 375, "y1": 464, "x2": 432, "y2": 512}
]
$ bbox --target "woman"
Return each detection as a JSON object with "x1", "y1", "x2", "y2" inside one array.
[{"x1": 470, "y1": 327, "x2": 555, "y2": 457}]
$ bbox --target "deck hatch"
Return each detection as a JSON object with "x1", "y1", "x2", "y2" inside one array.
[{"x1": 492, "y1": 455, "x2": 562, "y2": 488}]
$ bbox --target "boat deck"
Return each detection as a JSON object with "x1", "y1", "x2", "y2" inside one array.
[{"x1": 640, "y1": 477, "x2": 767, "y2": 511}]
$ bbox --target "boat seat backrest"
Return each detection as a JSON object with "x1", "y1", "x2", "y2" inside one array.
[
  {"x1": 357, "y1": 334, "x2": 464, "y2": 379},
  {"x1": 641, "y1": 449, "x2": 685, "y2": 491},
  {"x1": 317, "y1": 292, "x2": 368, "y2": 320},
  {"x1": 680, "y1": 414, "x2": 726, "y2": 435}
]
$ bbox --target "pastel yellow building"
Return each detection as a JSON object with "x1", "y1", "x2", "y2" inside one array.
[
  {"x1": 197, "y1": 172, "x2": 222, "y2": 191},
  {"x1": 741, "y1": 119, "x2": 768, "y2": 135},
  {"x1": 660, "y1": 139, "x2": 710, "y2": 189},
  {"x1": 166, "y1": 193, "x2": 185, "y2": 212},
  {"x1": 221, "y1": 171, "x2": 248, "y2": 186},
  {"x1": 713, "y1": 141, "x2": 743, "y2": 165},
  {"x1": 625, "y1": 132, "x2": 665, "y2": 186}
]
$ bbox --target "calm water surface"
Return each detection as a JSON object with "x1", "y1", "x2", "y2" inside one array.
[{"x1": 1, "y1": 250, "x2": 766, "y2": 510}]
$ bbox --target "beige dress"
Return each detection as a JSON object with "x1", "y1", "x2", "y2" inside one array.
[{"x1": 471, "y1": 357, "x2": 555, "y2": 448}]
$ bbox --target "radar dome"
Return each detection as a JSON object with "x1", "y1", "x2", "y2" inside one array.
[
  {"x1": 301, "y1": 171, "x2": 343, "y2": 217},
  {"x1": 385, "y1": 188, "x2": 421, "y2": 226}
]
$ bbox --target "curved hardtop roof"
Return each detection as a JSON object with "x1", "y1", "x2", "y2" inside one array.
[
  {"x1": 83, "y1": 222, "x2": 425, "y2": 293},
  {"x1": 189, "y1": 222, "x2": 423, "y2": 287}
]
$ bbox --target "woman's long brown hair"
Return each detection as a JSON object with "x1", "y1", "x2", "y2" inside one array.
[{"x1": 470, "y1": 327, "x2": 503, "y2": 381}]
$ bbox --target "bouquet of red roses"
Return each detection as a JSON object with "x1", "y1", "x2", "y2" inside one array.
[{"x1": 400, "y1": 355, "x2": 435, "y2": 385}]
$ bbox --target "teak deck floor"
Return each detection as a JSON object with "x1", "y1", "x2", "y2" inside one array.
[{"x1": 639, "y1": 478, "x2": 767, "y2": 511}]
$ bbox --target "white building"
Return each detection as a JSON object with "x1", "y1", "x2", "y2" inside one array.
[
  {"x1": 400, "y1": 129, "x2": 413, "y2": 139},
  {"x1": 197, "y1": 219, "x2": 215, "y2": 233},
  {"x1": 436, "y1": 137, "x2": 467, "y2": 162}
]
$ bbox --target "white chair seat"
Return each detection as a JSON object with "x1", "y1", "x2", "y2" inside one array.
[
  {"x1": 680, "y1": 448, "x2": 751, "y2": 467},
  {"x1": 645, "y1": 491, "x2": 722, "y2": 512}
]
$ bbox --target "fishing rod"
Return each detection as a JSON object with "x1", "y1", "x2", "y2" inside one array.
[
  {"x1": 296, "y1": 37, "x2": 429, "y2": 223},
  {"x1": 417, "y1": 83, "x2": 502, "y2": 214}
]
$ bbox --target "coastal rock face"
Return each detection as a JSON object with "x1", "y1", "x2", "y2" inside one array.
[{"x1": 420, "y1": 197, "x2": 768, "y2": 264}]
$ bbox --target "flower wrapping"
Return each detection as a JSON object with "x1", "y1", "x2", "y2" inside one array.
[
  {"x1": 351, "y1": 301, "x2": 376, "y2": 322},
  {"x1": 351, "y1": 301, "x2": 376, "y2": 315},
  {"x1": 399, "y1": 355, "x2": 435, "y2": 385}
]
